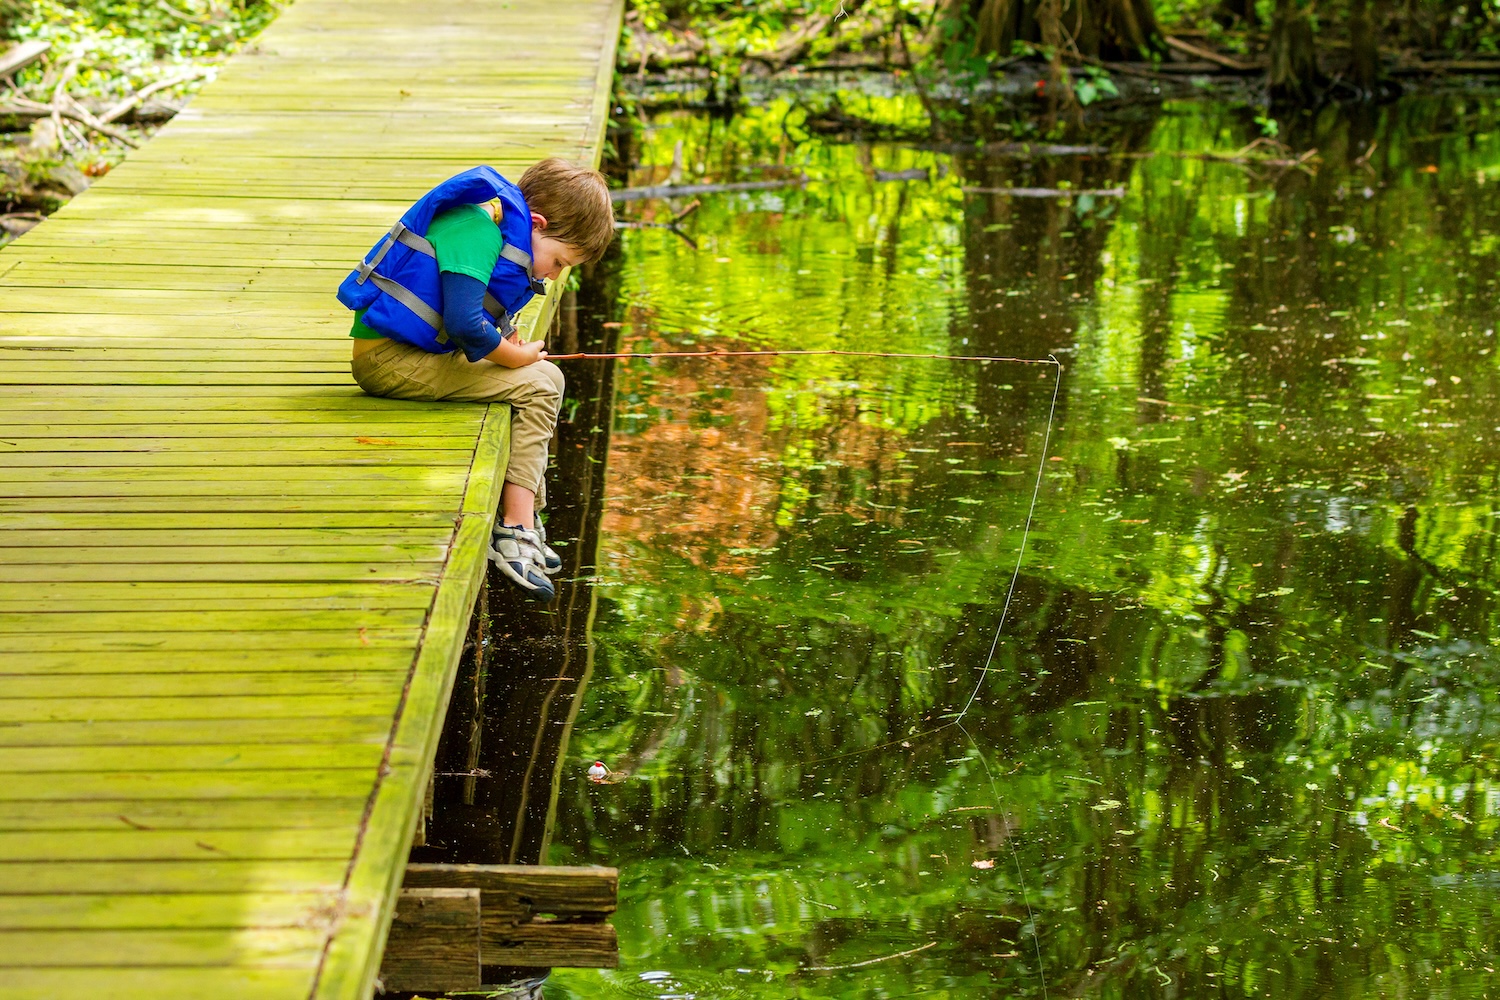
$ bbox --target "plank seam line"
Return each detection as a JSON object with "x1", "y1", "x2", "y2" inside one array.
[{"x1": 302, "y1": 403, "x2": 497, "y2": 999}]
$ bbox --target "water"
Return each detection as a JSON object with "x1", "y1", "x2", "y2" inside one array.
[{"x1": 504, "y1": 86, "x2": 1500, "y2": 998}]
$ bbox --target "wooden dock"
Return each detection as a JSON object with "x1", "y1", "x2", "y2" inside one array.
[{"x1": 0, "y1": 0, "x2": 622, "y2": 996}]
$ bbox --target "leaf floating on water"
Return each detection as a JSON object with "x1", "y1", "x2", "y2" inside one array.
[
  {"x1": 972, "y1": 859, "x2": 996, "y2": 869},
  {"x1": 1092, "y1": 799, "x2": 1123, "y2": 811}
]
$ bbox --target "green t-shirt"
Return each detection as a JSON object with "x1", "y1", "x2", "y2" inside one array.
[{"x1": 350, "y1": 203, "x2": 505, "y2": 338}]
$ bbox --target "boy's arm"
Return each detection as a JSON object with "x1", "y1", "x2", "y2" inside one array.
[
  {"x1": 438, "y1": 271, "x2": 503, "y2": 362},
  {"x1": 484, "y1": 334, "x2": 547, "y2": 368},
  {"x1": 437, "y1": 272, "x2": 546, "y2": 367}
]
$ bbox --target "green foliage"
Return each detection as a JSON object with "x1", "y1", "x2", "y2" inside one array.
[
  {"x1": 0, "y1": 0, "x2": 27, "y2": 38},
  {"x1": 1072, "y1": 64, "x2": 1119, "y2": 106},
  {"x1": 7, "y1": 0, "x2": 280, "y2": 100},
  {"x1": 1150, "y1": 0, "x2": 1221, "y2": 30}
]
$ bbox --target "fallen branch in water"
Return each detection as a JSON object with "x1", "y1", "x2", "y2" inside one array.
[
  {"x1": 614, "y1": 197, "x2": 700, "y2": 226},
  {"x1": 613, "y1": 198, "x2": 700, "y2": 247},
  {"x1": 1117, "y1": 143, "x2": 1320, "y2": 171},
  {"x1": 667, "y1": 198, "x2": 701, "y2": 224},
  {"x1": 963, "y1": 185, "x2": 1125, "y2": 198},
  {"x1": 611, "y1": 175, "x2": 808, "y2": 202},
  {"x1": 803, "y1": 940, "x2": 938, "y2": 972},
  {"x1": 918, "y1": 140, "x2": 1110, "y2": 158},
  {"x1": 874, "y1": 167, "x2": 928, "y2": 182},
  {"x1": 987, "y1": 141, "x2": 1109, "y2": 157},
  {"x1": 1197, "y1": 144, "x2": 1319, "y2": 170}
]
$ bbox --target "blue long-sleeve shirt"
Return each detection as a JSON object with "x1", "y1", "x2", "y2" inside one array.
[{"x1": 439, "y1": 270, "x2": 503, "y2": 362}]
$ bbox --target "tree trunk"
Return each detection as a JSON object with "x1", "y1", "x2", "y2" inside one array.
[
  {"x1": 941, "y1": 0, "x2": 1161, "y2": 61},
  {"x1": 1216, "y1": 0, "x2": 1258, "y2": 29},
  {"x1": 1267, "y1": 0, "x2": 1324, "y2": 103},
  {"x1": 1347, "y1": 0, "x2": 1379, "y2": 96}
]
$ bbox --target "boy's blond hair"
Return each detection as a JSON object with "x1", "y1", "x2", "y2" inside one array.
[{"x1": 519, "y1": 158, "x2": 614, "y2": 263}]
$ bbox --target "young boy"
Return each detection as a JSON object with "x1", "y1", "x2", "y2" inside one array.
[{"x1": 337, "y1": 159, "x2": 614, "y2": 602}]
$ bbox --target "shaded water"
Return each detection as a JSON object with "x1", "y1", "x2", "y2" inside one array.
[{"x1": 533, "y1": 86, "x2": 1500, "y2": 998}]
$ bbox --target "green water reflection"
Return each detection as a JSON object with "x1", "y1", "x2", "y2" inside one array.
[{"x1": 544, "y1": 88, "x2": 1500, "y2": 999}]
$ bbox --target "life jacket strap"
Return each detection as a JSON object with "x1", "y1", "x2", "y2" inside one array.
[
  {"x1": 499, "y1": 242, "x2": 534, "y2": 274},
  {"x1": 356, "y1": 219, "x2": 536, "y2": 347},
  {"x1": 355, "y1": 221, "x2": 434, "y2": 284},
  {"x1": 394, "y1": 224, "x2": 436, "y2": 257},
  {"x1": 499, "y1": 245, "x2": 547, "y2": 296},
  {"x1": 368, "y1": 272, "x2": 447, "y2": 343}
]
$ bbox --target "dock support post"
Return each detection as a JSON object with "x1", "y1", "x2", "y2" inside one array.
[
  {"x1": 403, "y1": 864, "x2": 619, "y2": 969},
  {"x1": 378, "y1": 887, "x2": 482, "y2": 992}
]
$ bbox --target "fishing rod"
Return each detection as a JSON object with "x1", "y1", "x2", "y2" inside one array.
[{"x1": 547, "y1": 347, "x2": 1060, "y2": 365}]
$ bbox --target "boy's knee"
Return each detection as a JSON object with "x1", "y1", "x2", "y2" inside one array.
[{"x1": 534, "y1": 359, "x2": 565, "y2": 398}]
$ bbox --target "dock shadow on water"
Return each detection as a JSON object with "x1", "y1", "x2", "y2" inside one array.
[{"x1": 482, "y1": 83, "x2": 1500, "y2": 998}]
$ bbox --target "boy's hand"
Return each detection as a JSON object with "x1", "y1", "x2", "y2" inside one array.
[{"x1": 486, "y1": 333, "x2": 548, "y2": 368}]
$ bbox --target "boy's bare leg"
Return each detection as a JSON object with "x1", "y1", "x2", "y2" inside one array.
[{"x1": 500, "y1": 481, "x2": 535, "y2": 527}]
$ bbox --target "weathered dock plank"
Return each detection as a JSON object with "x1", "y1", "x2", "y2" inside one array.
[{"x1": 0, "y1": 0, "x2": 624, "y2": 995}]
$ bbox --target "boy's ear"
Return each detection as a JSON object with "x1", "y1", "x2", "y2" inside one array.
[{"x1": 529, "y1": 211, "x2": 548, "y2": 232}]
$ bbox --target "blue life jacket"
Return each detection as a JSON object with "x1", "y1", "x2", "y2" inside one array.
[{"x1": 337, "y1": 166, "x2": 547, "y2": 353}]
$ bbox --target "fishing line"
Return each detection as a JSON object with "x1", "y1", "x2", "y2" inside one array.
[
  {"x1": 562, "y1": 345, "x2": 1062, "y2": 761},
  {"x1": 567, "y1": 347, "x2": 1061, "y2": 994},
  {"x1": 957, "y1": 354, "x2": 1062, "y2": 723},
  {"x1": 959, "y1": 720, "x2": 1049, "y2": 1000},
  {"x1": 933, "y1": 358, "x2": 1060, "y2": 999}
]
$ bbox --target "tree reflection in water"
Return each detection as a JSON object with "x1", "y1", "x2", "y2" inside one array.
[{"x1": 494, "y1": 87, "x2": 1500, "y2": 998}]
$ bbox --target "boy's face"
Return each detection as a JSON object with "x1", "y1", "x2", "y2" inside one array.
[{"x1": 529, "y1": 212, "x2": 584, "y2": 281}]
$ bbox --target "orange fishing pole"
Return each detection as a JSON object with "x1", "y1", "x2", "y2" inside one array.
[{"x1": 546, "y1": 348, "x2": 1060, "y2": 364}]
